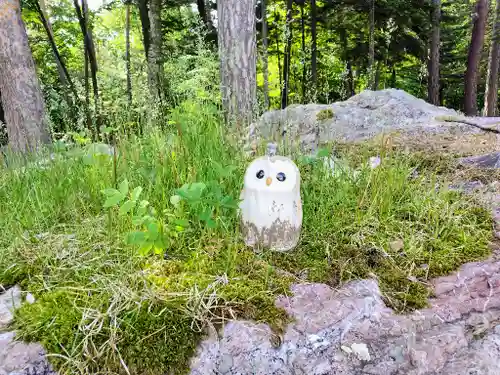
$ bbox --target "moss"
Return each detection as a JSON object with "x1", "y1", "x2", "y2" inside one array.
[
  {"x1": 15, "y1": 289, "x2": 200, "y2": 375},
  {"x1": 316, "y1": 109, "x2": 335, "y2": 121}
]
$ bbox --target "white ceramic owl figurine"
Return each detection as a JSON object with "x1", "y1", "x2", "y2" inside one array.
[{"x1": 240, "y1": 155, "x2": 302, "y2": 252}]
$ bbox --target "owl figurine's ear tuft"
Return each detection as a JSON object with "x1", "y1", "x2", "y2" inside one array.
[{"x1": 266, "y1": 142, "x2": 278, "y2": 157}]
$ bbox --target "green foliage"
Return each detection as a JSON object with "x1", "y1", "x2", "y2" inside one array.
[{"x1": 0, "y1": 99, "x2": 494, "y2": 374}]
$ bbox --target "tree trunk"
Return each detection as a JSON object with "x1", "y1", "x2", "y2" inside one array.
[
  {"x1": 74, "y1": 0, "x2": 100, "y2": 131},
  {"x1": 196, "y1": 0, "x2": 216, "y2": 44},
  {"x1": 36, "y1": 0, "x2": 78, "y2": 103},
  {"x1": 148, "y1": 0, "x2": 164, "y2": 104},
  {"x1": 483, "y1": 0, "x2": 500, "y2": 116},
  {"x1": 464, "y1": 0, "x2": 489, "y2": 116},
  {"x1": 300, "y1": 1, "x2": 307, "y2": 103},
  {"x1": 310, "y1": 0, "x2": 317, "y2": 100},
  {"x1": 281, "y1": 0, "x2": 293, "y2": 109},
  {"x1": 218, "y1": 0, "x2": 257, "y2": 127},
  {"x1": 428, "y1": 0, "x2": 441, "y2": 105},
  {"x1": 262, "y1": 0, "x2": 270, "y2": 110},
  {"x1": 391, "y1": 66, "x2": 397, "y2": 87},
  {"x1": 125, "y1": 0, "x2": 132, "y2": 107},
  {"x1": 276, "y1": 32, "x2": 282, "y2": 87},
  {"x1": 340, "y1": 27, "x2": 354, "y2": 98},
  {"x1": 0, "y1": 0, "x2": 50, "y2": 151},
  {"x1": 368, "y1": 0, "x2": 375, "y2": 90},
  {"x1": 374, "y1": 61, "x2": 381, "y2": 90},
  {"x1": 137, "y1": 0, "x2": 150, "y2": 59}
]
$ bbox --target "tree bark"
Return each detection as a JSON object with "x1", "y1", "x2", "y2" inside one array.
[
  {"x1": 0, "y1": 0, "x2": 50, "y2": 151},
  {"x1": 464, "y1": 0, "x2": 489, "y2": 116},
  {"x1": 196, "y1": 0, "x2": 216, "y2": 44},
  {"x1": 483, "y1": 0, "x2": 500, "y2": 116},
  {"x1": 148, "y1": 0, "x2": 164, "y2": 104},
  {"x1": 300, "y1": 1, "x2": 307, "y2": 103},
  {"x1": 125, "y1": 0, "x2": 132, "y2": 107},
  {"x1": 218, "y1": 0, "x2": 257, "y2": 127},
  {"x1": 262, "y1": 0, "x2": 270, "y2": 110},
  {"x1": 368, "y1": 0, "x2": 375, "y2": 90},
  {"x1": 310, "y1": 0, "x2": 317, "y2": 100},
  {"x1": 137, "y1": 0, "x2": 150, "y2": 59},
  {"x1": 36, "y1": 0, "x2": 78, "y2": 103},
  {"x1": 281, "y1": 0, "x2": 293, "y2": 109},
  {"x1": 276, "y1": 31, "x2": 282, "y2": 87},
  {"x1": 428, "y1": 0, "x2": 441, "y2": 105},
  {"x1": 74, "y1": 0, "x2": 100, "y2": 131},
  {"x1": 340, "y1": 27, "x2": 354, "y2": 98}
]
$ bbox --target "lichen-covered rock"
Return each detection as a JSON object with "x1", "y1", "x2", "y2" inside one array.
[
  {"x1": 247, "y1": 89, "x2": 468, "y2": 153},
  {"x1": 190, "y1": 253, "x2": 500, "y2": 375},
  {"x1": 0, "y1": 286, "x2": 21, "y2": 330},
  {"x1": 0, "y1": 332, "x2": 55, "y2": 375}
]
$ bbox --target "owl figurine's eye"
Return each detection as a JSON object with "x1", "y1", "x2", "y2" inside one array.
[
  {"x1": 256, "y1": 170, "x2": 265, "y2": 179},
  {"x1": 276, "y1": 172, "x2": 286, "y2": 182}
]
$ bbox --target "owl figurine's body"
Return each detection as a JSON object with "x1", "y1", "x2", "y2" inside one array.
[{"x1": 240, "y1": 155, "x2": 302, "y2": 252}]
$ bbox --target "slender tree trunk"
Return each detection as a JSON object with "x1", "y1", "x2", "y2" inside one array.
[
  {"x1": 36, "y1": 0, "x2": 78, "y2": 102},
  {"x1": 464, "y1": 0, "x2": 489, "y2": 115},
  {"x1": 262, "y1": 0, "x2": 270, "y2": 110},
  {"x1": 84, "y1": 44, "x2": 91, "y2": 129},
  {"x1": 428, "y1": 0, "x2": 441, "y2": 105},
  {"x1": 310, "y1": 0, "x2": 317, "y2": 100},
  {"x1": 391, "y1": 66, "x2": 397, "y2": 87},
  {"x1": 0, "y1": 0, "x2": 50, "y2": 151},
  {"x1": 340, "y1": 28, "x2": 354, "y2": 98},
  {"x1": 276, "y1": 32, "x2": 282, "y2": 87},
  {"x1": 196, "y1": 0, "x2": 216, "y2": 44},
  {"x1": 218, "y1": 0, "x2": 257, "y2": 128},
  {"x1": 125, "y1": 0, "x2": 132, "y2": 107},
  {"x1": 137, "y1": 0, "x2": 150, "y2": 59},
  {"x1": 82, "y1": 0, "x2": 99, "y2": 115},
  {"x1": 483, "y1": 0, "x2": 500, "y2": 116},
  {"x1": 300, "y1": 1, "x2": 307, "y2": 103},
  {"x1": 281, "y1": 0, "x2": 293, "y2": 109},
  {"x1": 74, "y1": 0, "x2": 100, "y2": 132},
  {"x1": 368, "y1": 0, "x2": 375, "y2": 90},
  {"x1": 374, "y1": 60, "x2": 381, "y2": 90},
  {"x1": 148, "y1": 0, "x2": 164, "y2": 104}
]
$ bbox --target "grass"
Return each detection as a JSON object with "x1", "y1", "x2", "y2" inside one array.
[{"x1": 0, "y1": 100, "x2": 494, "y2": 374}]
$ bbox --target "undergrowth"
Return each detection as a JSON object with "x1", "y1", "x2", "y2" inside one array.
[{"x1": 0, "y1": 101, "x2": 493, "y2": 374}]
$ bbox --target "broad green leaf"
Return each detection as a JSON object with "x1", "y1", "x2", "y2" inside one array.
[
  {"x1": 198, "y1": 207, "x2": 212, "y2": 222},
  {"x1": 206, "y1": 218, "x2": 217, "y2": 229},
  {"x1": 176, "y1": 182, "x2": 206, "y2": 202},
  {"x1": 220, "y1": 195, "x2": 239, "y2": 209},
  {"x1": 119, "y1": 200, "x2": 137, "y2": 215},
  {"x1": 104, "y1": 192, "x2": 125, "y2": 208},
  {"x1": 119, "y1": 179, "x2": 129, "y2": 196},
  {"x1": 147, "y1": 222, "x2": 160, "y2": 240},
  {"x1": 173, "y1": 219, "x2": 190, "y2": 227},
  {"x1": 131, "y1": 186, "x2": 143, "y2": 202},
  {"x1": 132, "y1": 216, "x2": 145, "y2": 226},
  {"x1": 137, "y1": 200, "x2": 150, "y2": 216},
  {"x1": 102, "y1": 188, "x2": 119, "y2": 196},
  {"x1": 170, "y1": 195, "x2": 182, "y2": 206},
  {"x1": 126, "y1": 231, "x2": 147, "y2": 245},
  {"x1": 138, "y1": 243, "x2": 153, "y2": 256}
]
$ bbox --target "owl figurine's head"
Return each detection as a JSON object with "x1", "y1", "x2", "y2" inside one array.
[{"x1": 243, "y1": 155, "x2": 300, "y2": 193}]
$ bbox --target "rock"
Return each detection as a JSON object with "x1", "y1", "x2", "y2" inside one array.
[
  {"x1": 190, "y1": 255, "x2": 500, "y2": 375},
  {"x1": 0, "y1": 286, "x2": 21, "y2": 330},
  {"x1": 458, "y1": 152, "x2": 500, "y2": 169},
  {"x1": 247, "y1": 89, "x2": 469, "y2": 153},
  {"x1": 0, "y1": 332, "x2": 55, "y2": 375}
]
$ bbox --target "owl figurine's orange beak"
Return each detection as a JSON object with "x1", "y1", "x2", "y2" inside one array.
[{"x1": 266, "y1": 177, "x2": 272, "y2": 186}]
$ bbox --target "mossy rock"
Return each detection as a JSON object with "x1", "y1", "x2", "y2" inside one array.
[{"x1": 316, "y1": 109, "x2": 335, "y2": 121}]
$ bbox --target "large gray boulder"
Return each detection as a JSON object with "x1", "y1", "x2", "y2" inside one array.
[{"x1": 247, "y1": 89, "x2": 470, "y2": 153}]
